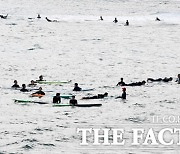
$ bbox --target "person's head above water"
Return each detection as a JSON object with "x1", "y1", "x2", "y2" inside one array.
[
  {"x1": 142, "y1": 81, "x2": 146, "y2": 84},
  {"x1": 74, "y1": 83, "x2": 78, "y2": 86},
  {"x1": 22, "y1": 84, "x2": 26, "y2": 88},
  {"x1": 56, "y1": 93, "x2": 60, "y2": 96},
  {"x1": 121, "y1": 78, "x2": 123, "y2": 81},
  {"x1": 72, "y1": 95, "x2": 76, "y2": 99},
  {"x1": 39, "y1": 75, "x2": 43, "y2": 80},
  {"x1": 178, "y1": 74, "x2": 180, "y2": 78},
  {"x1": 14, "y1": 80, "x2": 18, "y2": 84},
  {"x1": 104, "y1": 92, "x2": 108, "y2": 96},
  {"x1": 39, "y1": 87, "x2": 42, "y2": 91}
]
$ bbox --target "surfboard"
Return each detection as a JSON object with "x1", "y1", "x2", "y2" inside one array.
[
  {"x1": 14, "y1": 99, "x2": 49, "y2": 104},
  {"x1": 37, "y1": 80, "x2": 71, "y2": 84}
]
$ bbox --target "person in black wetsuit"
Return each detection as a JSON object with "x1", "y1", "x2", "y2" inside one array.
[
  {"x1": 36, "y1": 75, "x2": 45, "y2": 82},
  {"x1": 69, "y1": 96, "x2": 77, "y2": 105},
  {"x1": 117, "y1": 78, "x2": 125, "y2": 86},
  {"x1": 53, "y1": 93, "x2": 61, "y2": 103},
  {"x1": 32, "y1": 87, "x2": 45, "y2": 95},
  {"x1": 116, "y1": 88, "x2": 126, "y2": 99},
  {"x1": 125, "y1": 80, "x2": 146, "y2": 86},
  {"x1": 147, "y1": 77, "x2": 173, "y2": 82},
  {"x1": 12, "y1": 80, "x2": 20, "y2": 88},
  {"x1": 20, "y1": 84, "x2": 29, "y2": 92},
  {"x1": 113, "y1": 18, "x2": 118, "y2": 23},
  {"x1": 176, "y1": 74, "x2": 180, "y2": 84},
  {"x1": 82, "y1": 92, "x2": 108, "y2": 99},
  {"x1": 37, "y1": 14, "x2": 41, "y2": 19},
  {"x1": 156, "y1": 17, "x2": 161, "y2": 21},
  {"x1": 73, "y1": 83, "x2": 82, "y2": 91},
  {"x1": 45, "y1": 17, "x2": 58, "y2": 22},
  {"x1": 100, "y1": 16, "x2": 103, "y2": 20},
  {"x1": 0, "y1": 14, "x2": 8, "y2": 19},
  {"x1": 125, "y1": 20, "x2": 129, "y2": 26},
  {"x1": 28, "y1": 80, "x2": 37, "y2": 87}
]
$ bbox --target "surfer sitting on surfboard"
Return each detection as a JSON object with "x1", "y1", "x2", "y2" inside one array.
[
  {"x1": 20, "y1": 84, "x2": 29, "y2": 92},
  {"x1": 28, "y1": 80, "x2": 37, "y2": 87},
  {"x1": 12, "y1": 80, "x2": 20, "y2": 88},
  {"x1": 53, "y1": 93, "x2": 61, "y2": 104},
  {"x1": 32, "y1": 87, "x2": 45, "y2": 96},
  {"x1": 113, "y1": 18, "x2": 118, "y2": 23},
  {"x1": 82, "y1": 92, "x2": 108, "y2": 99},
  {"x1": 176, "y1": 74, "x2": 180, "y2": 84},
  {"x1": 147, "y1": 77, "x2": 172, "y2": 82},
  {"x1": 125, "y1": 20, "x2": 129, "y2": 26},
  {"x1": 116, "y1": 88, "x2": 126, "y2": 99},
  {"x1": 36, "y1": 75, "x2": 46, "y2": 82},
  {"x1": 73, "y1": 83, "x2": 82, "y2": 91},
  {"x1": 69, "y1": 96, "x2": 78, "y2": 105},
  {"x1": 117, "y1": 78, "x2": 126, "y2": 86}
]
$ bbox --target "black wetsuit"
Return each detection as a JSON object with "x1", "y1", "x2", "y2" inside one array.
[
  {"x1": 33, "y1": 91, "x2": 45, "y2": 95},
  {"x1": 125, "y1": 81, "x2": 146, "y2": 86},
  {"x1": 116, "y1": 92, "x2": 126, "y2": 99},
  {"x1": 73, "y1": 86, "x2": 82, "y2": 91},
  {"x1": 70, "y1": 99, "x2": 77, "y2": 105},
  {"x1": 82, "y1": 94, "x2": 107, "y2": 99},
  {"x1": 147, "y1": 77, "x2": 172, "y2": 82},
  {"x1": 53, "y1": 96, "x2": 61, "y2": 103},
  {"x1": 20, "y1": 88, "x2": 29, "y2": 92},
  {"x1": 117, "y1": 81, "x2": 125, "y2": 86},
  {"x1": 12, "y1": 84, "x2": 20, "y2": 88}
]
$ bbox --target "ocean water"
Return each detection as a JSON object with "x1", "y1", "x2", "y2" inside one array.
[{"x1": 0, "y1": 0, "x2": 180, "y2": 153}]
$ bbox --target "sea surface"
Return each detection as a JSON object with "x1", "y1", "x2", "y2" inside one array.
[{"x1": 0, "y1": 0, "x2": 180, "y2": 153}]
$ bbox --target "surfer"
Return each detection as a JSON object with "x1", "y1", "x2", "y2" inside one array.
[
  {"x1": 53, "y1": 93, "x2": 61, "y2": 103},
  {"x1": 12, "y1": 80, "x2": 20, "y2": 88},
  {"x1": 20, "y1": 84, "x2": 29, "y2": 92},
  {"x1": 147, "y1": 77, "x2": 173, "y2": 82},
  {"x1": 36, "y1": 75, "x2": 45, "y2": 82},
  {"x1": 28, "y1": 80, "x2": 37, "y2": 87},
  {"x1": 37, "y1": 14, "x2": 41, "y2": 19},
  {"x1": 0, "y1": 14, "x2": 8, "y2": 19},
  {"x1": 45, "y1": 17, "x2": 58, "y2": 22},
  {"x1": 32, "y1": 87, "x2": 45, "y2": 95},
  {"x1": 100, "y1": 16, "x2": 103, "y2": 20},
  {"x1": 69, "y1": 96, "x2": 78, "y2": 105},
  {"x1": 113, "y1": 18, "x2": 118, "y2": 23},
  {"x1": 73, "y1": 83, "x2": 82, "y2": 91},
  {"x1": 155, "y1": 17, "x2": 161, "y2": 21},
  {"x1": 82, "y1": 92, "x2": 108, "y2": 99},
  {"x1": 125, "y1": 80, "x2": 146, "y2": 86},
  {"x1": 116, "y1": 78, "x2": 126, "y2": 86},
  {"x1": 176, "y1": 74, "x2": 180, "y2": 84},
  {"x1": 116, "y1": 88, "x2": 126, "y2": 99},
  {"x1": 125, "y1": 20, "x2": 129, "y2": 26}
]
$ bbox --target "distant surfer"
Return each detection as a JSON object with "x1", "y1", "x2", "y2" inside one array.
[
  {"x1": 155, "y1": 17, "x2": 161, "y2": 21},
  {"x1": 73, "y1": 83, "x2": 82, "y2": 91},
  {"x1": 116, "y1": 88, "x2": 126, "y2": 99},
  {"x1": 37, "y1": 14, "x2": 41, "y2": 19},
  {"x1": 0, "y1": 14, "x2": 8, "y2": 19},
  {"x1": 125, "y1": 81, "x2": 146, "y2": 86},
  {"x1": 176, "y1": 74, "x2": 180, "y2": 84},
  {"x1": 12, "y1": 80, "x2": 20, "y2": 88},
  {"x1": 36, "y1": 75, "x2": 45, "y2": 82},
  {"x1": 113, "y1": 18, "x2": 118, "y2": 23},
  {"x1": 82, "y1": 92, "x2": 108, "y2": 99},
  {"x1": 28, "y1": 80, "x2": 37, "y2": 87},
  {"x1": 20, "y1": 84, "x2": 29, "y2": 92},
  {"x1": 69, "y1": 96, "x2": 78, "y2": 105},
  {"x1": 45, "y1": 17, "x2": 58, "y2": 22},
  {"x1": 125, "y1": 20, "x2": 129, "y2": 26},
  {"x1": 32, "y1": 87, "x2": 45, "y2": 95},
  {"x1": 147, "y1": 77, "x2": 173, "y2": 82},
  {"x1": 117, "y1": 78, "x2": 126, "y2": 86},
  {"x1": 100, "y1": 16, "x2": 103, "y2": 20},
  {"x1": 53, "y1": 93, "x2": 61, "y2": 103}
]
